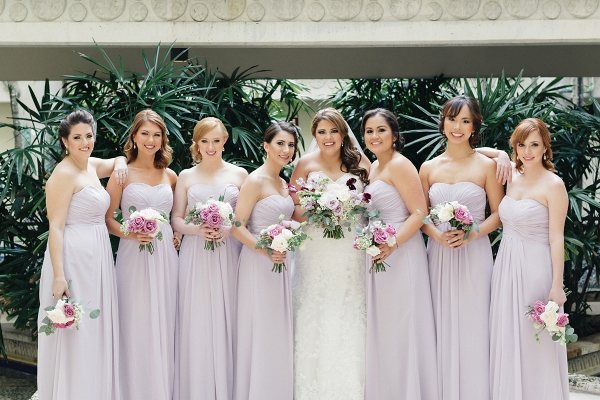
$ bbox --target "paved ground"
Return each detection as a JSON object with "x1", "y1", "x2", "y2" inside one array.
[{"x1": 573, "y1": 391, "x2": 600, "y2": 399}]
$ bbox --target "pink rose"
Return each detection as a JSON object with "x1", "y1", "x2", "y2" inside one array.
[
  {"x1": 532, "y1": 313, "x2": 544, "y2": 325},
  {"x1": 333, "y1": 204, "x2": 344, "y2": 217},
  {"x1": 207, "y1": 213, "x2": 223, "y2": 229},
  {"x1": 143, "y1": 219, "x2": 158, "y2": 235},
  {"x1": 129, "y1": 216, "x2": 145, "y2": 233},
  {"x1": 63, "y1": 303, "x2": 75, "y2": 318},
  {"x1": 556, "y1": 313, "x2": 569, "y2": 327},
  {"x1": 384, "y1": 224, "x2": 397, "y2": 236},
  {"x1": 534, "y1": 300, "x2": 546, "y2": 316},
  {"x1": 326, "y1": 198, "x2": 340, "y2": 211},
  {"x1": 269, "y1": 225, "x2": 284, "y2": 239},
  {"x1": 373, "y1": 228, "x2": 390, "y2": 245},
  {"x1": 454, "y1": 207, "x2": 473, "y2": 224}
]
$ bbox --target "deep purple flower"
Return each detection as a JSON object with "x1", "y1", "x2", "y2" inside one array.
[
  {"x1": 362, "y1": 192, "x2": 372, "y2": 202},
  {"x1": 346, "y1": 177, "x2": 357, "y2": 191}
]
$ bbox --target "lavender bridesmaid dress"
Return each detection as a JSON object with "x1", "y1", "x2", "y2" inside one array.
[
  {"x1": 115, "y1": 183, "x2": 178, "y2": 400},
  {"x1": 233, "y1": 195, "x2": 294, "y2": 400},
  {"x1": 37, "y1": 186, "x2": 120, "y2": 400},
  {"x1": 490, "y1": 197, "x2": 569, "y2": 400},
  {"x1": 174, "y1": 184, "x2": 242, "y2": 400},
  {"x1": 427, "y1": 182, "x2": 493, "y2": 400},
  {"x1": 365, "y1": 180, "x2": 439, "y2": 400}
]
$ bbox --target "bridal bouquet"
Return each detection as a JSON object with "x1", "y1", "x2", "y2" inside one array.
[
  {"x1": 295, "y1": 173, "x2": 374, "y2": 239},
  {"x1": 422, "y1": 201, "x2": 479, "y2": 239},
  {"x1": 254, "y1": 214, "x2": 310, "y2": 273},
  {"x1": 353, "y1": 220, "x2": 397, "y2": 273},
  {"x1": 39, "y1": 297, "x2": 100, "y2": 336},
  {"x1": 526, "y1": 300, "x2": 577, "y2": 345},
  {"x1": 117, "y1": 206, "x2": 169, "y2": 255},
  {"x1": 185, "y1": 195, "x2": 236, "y2": 251}
]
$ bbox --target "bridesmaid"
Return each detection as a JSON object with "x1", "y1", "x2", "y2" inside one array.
[
  {"x1": 105, "y1": 110, "x2": 178, "y2": 400},
  {"x1": 38, "y1": 110, "x2": 126, "y2": 400},
  {"x1": 361, "y1": 109, "x2": 439, "y2": 400},
  {"x1": 489, "y1": 118, "x2": 569, "y2": 399},
  {"x1": 171, "y1": 117, "x2": 247, "y2": 400},
  {"x1": 232, "y1": 122, "x2": 298, "y2": 400},
  {"x1": 419, "y1": 95, "x2": 504, "y2": 400}
]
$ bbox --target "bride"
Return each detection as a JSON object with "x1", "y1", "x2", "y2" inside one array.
[{"x1": 290, "y1": 108, "x2": 371, "y2": 400}]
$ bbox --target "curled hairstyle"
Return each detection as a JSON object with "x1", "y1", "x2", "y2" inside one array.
[
  {"x1": 360, "y1": 108, "x2": 405, "y2": 152},
  {"x1": 124, "y1": 110, "x2": 172, "y2": 169},
  {"x1": 311, "y1": 108, "x2": 369, "y2": 185},
  {"x1": 190, "y1": 117, "x2": 229, "y2": 164},
  {"x1": 510, "y1": 118, "x2": 554, "y2": 172},
  {"x1": 58, "y1": 110, "x2": 96, "y2": 157},
  {"x1": 438, "y1": 95, "x2": 483, "y2": 148},
  {"x1": 264, "y1": 122, "x2": 299, "y2": 162}
]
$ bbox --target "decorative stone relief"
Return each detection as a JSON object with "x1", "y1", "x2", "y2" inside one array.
[
  {"x1": 327, "y1": 0, "x2": 363, "y2": 20},
  {"x1": 130, "y1": 2, "x2": 148, "y2": 20},
  {"x1": 446, "y1": 0, "x2": 479, "y2": 19},
  {"x1": 426, "y1": 1, "x2": 443, "y2": 19},
  {"x1": 270, "y1": 0, "x2": 304, "y2": 20},
  {"x1": 9, "y1": 3, "x2": 27, "y2": 20},
  {"x1": 0, "y1": 0, "x2": 5, "y2": 16},
  {"x1": 31, "y1": 0, "x2": 66, "y2": 20},
  {"x1": 246, "y1": 1, "x2": 264, "y2": 20},
  {"x1": 483, "y1": 1, "x2": 501, "y2": 18},
  {"x1": 306, "y1": 1, "x2": 325, "y2": 19},
  {"x1": 210, "y1": 0, "x2": 245, "y2": 20},
  {"x1": 504, "y1": 0, "x2": 538, "y2": 18},
  {"x1": 152, "y1": 0, "x2": 187, "y2": 20},
  {"x1": 190, "y1": 2, "x2": 208, "y2": 19},
  {"x1": 564, "y1": 0, "x2": 598, "y2": 17},
  {"x1": 90, "y1": 0, "x2": 126, "y2": 20},
  {"x1": 365, "y1": 1, "x2": 383, "y2": 19},
  {"x1": 388, "y1": 0, "x2": 421, "y2": 19},
  {"x1": 543, "y1": 0, "x2": 560, "y2": 17},
  {"x1": 69, "y1": 2, "x2": 86, "y2": 20}
]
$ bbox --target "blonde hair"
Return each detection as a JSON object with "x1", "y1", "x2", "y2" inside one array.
[
  {"x1": 190, "y1": 117, "x2": 228, "y2": 163},
  {"x1": 124, "y1": 110, "x2": 172, "y2": 169},
  {"x1": 510, "y1": 118, "x2": 554, "y2": 172}
]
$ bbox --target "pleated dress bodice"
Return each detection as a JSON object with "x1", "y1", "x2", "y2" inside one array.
[
  {"x1": 247, "y1": 194, "x2": 294, "y2": 236},
  {"x1": 121, "y1": 182, "x2": 173, "y2": 219},
  {"x1": 429, "y1": 181, "x2": 486, "y2": 228},
  {"x1": 500, "y1": 197, "x2": 549, "y2": 244},
  {"x1": 366, "y1": 180, "x2": 409, "y2": 225},
  {"x1": 187, "y1": 183, "x2": 239, "y2": 214},
  {"x1": 65, "y1": 185, "x2": 110, "y2": 224}
]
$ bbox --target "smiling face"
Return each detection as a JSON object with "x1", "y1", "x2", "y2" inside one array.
[
  {"x1": 314, "y1": 119, "x2": 343, "y2": 155},
  {"x1": 443, "y1": 104, "x2": 475, "y2": 145},
  {"x1": 62, "y1": 123, "x2": 95, "y2": 158},
  {"x1": 197, "y1": 127, "x2": 227, "y2": 160},
  {"x1": 264, "y1": 130, "x2": 296, "y2": 166},
  {"x1": 133, "y1": 121, "x2": 163, "y2": 155},
  {"x1": 515, "y1": 129, "x2": 546, "y2": 167},
  {"x1": 363, "y1": 114, "x2": 396, "y2": 155}
]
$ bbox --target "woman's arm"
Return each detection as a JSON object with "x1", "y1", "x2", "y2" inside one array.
[
  {"x1": 372, "y1": 157, "x2": 426, "y2": 262},
  {"x1": 547, "y1": 177, "x2": 569, "y2": 306},
  {"x1": 46, "y1": 169, "x2": 76, "y2": 299},
  {"x1": 170, "y1": 171, "x2": 214, "y2": 239},
  {"x1": 90, "y1": 156, "x2": 128, "y2": 184},
  {"x1": 232, "y1": 176, "x2": 286, "y2": 264},
  {"x1": 475, "y1": 147, "x2": 513, "y2": 185},
  {"x1": 419, "y1": 162, "x2": 453, "y2": 248},
  {"x1": 290, "y1": 159, "x2": 308, "y2": 222}
]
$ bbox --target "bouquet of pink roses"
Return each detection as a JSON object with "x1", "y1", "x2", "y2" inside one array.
[
  {"x1": 526, "y1": 300, "x2": 577, "y2": 345},
  {"x1": 422, "y1": 201, "x2": 479, "y2": 239},
  {"x1": 39, "y1": 297, "x2": 100, "y2": 336},
  {"x1": 353, "y1": 220, "x2": 397, "y2": 273},
  {"x1": 254, "y1": 214, "x2": 311, "y2": 273},
  {"x1": 295, "y1": 172, "x2": 374, "y2": 239},
  {"x1": 117, "y1": 206, "x2": 169, "y2": 255},
  {"x1": 185, "y1": 195, "x2": 236, "y2": 251}
]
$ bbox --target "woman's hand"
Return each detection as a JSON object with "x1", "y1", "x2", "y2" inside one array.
[
  {"x1": 114, "y1": 157, "x2": 129, "y2": 186},
  {"x1": 433, "y1": 229, "x2": 464, "y2": 248},
  {"x1": 372, "y1": 242, "x2": 398, "y2": 263},
  {"x1": 453, "y1": 230, "x2": 479, "y2": 249},
  {"x1": 172, "y1": 233, "x2": 182, "y2": 250},
  {"x1": 196, "y1": 224, "x2": 222, "y2": 241},
  {"x1": 548, "y1": 286, "x2": 567, "y2": 307},
  {"x1": 260, "y1": 248, "x2": 286, "y2": 264},
  {"x1": 215, "y1": 225, "x2": 232, "y2": 243},
  {"x1": 132, "y1": 232, "x2": 154, "y2": 245},
  {"x1": 52, "y1": 276, "x2": 71, "y2": 299},
  {"x1": 495, "y1": 151, "x2": 512, "y2": 185}
]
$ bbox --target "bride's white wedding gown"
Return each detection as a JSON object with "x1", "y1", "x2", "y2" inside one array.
[{"x1": 292, "y1": 171, "x2": 367, "y2": 400}]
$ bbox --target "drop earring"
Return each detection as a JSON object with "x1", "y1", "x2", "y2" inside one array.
[
  {"x1": 266, "y1": 152, "x2": 269, "y2": 159},
  {"x1": 65, "y1": 148, "x2": 69, "y2": 155},
  {"x1": 543, "y1": 153, "x2": 547, "y2": 160}
]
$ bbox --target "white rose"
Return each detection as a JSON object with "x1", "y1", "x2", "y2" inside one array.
[
  {"x1": 280, "y1": 229, "x2": 294, "y2": 240},
  {"x1": 139, "y1": 208, "x2": 156, "y2": 219},
  {"x1": 365, "y1": 246, "x2": 381, "y2": 257},
  {"x1": 437, "y1": 208, "x2": 454, "y2": 222},
  {"x1": 270, "y1": 235, "x2": 289, "y2": 253},
  {"x1": 449, "y1": 201, "x2": 460, "y2": 209},
  {"x1": 545, "y1": 301, "x2": 559, "y2": 314},
  {"x1": 289, "y1": 220, "x2": 301, "y2": 230},
  {"x1": 540, "y1": 310, "x2": 558, "y2": 327},
  {"x1": 129, "y1": 211, "x2": 141, "y2": 219},
  {"x1": 266, "y1": 224, "x2": 278, "y2": 232},
  {"x1": 47, "y1": 300, "x2": 74, "y2": 324},
  {"x1": 386, "y1": 236, "x2": 397, "y2": 247},
  {"x1": 218, "y1": 203, "x2": 233, "y2": 219}
]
